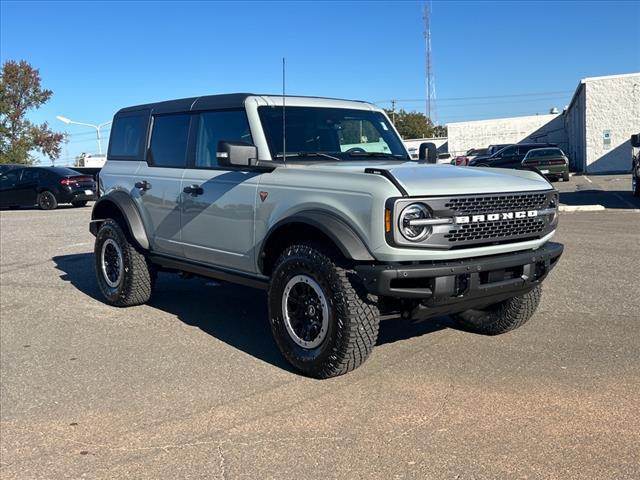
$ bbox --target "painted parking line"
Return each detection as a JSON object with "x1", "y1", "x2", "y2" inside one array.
[
  {"x1": 559, "y1": 205, "x2": 605, "y2": 212},
  {"x1": 584, "y1": 176, "x2": 593, "y2": 183}
]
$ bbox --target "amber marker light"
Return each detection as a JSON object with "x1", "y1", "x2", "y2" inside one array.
[{"x1": 385, "y1": 208, "x2": 392, "y2": 233}]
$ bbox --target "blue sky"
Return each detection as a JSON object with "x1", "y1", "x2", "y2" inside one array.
[{"x1": 1, "y1": 0, "x2": 639, "y2": 164}]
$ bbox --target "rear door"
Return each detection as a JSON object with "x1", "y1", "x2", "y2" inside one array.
[
  {"x1": 15, "y1": 168, "x2": 39, "y2": 205},
  {"x1": 0, "y1": 169, "x2": 23, "y2": 207},
  {"x1": 135, "y1": 113, "x2": 193, "y2": 257},
  {"x1": 179, "y1": 109, "x2": 260, "y2": 272},
  {"x1": 514, "y1": 145, "x2": 538, "y2": 168}
]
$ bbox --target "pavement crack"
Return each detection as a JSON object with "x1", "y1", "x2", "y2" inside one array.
[{"x1": 217, "y1": 443, "x2": 227, "y2": 480}]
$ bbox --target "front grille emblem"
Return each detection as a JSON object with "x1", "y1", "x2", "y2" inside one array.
[{"x1": 454, "y1": 210, "x2": 539, "y2": 224}]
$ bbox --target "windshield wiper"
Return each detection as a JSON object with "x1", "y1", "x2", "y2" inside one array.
[
  {"x1": 347, "y1": 151, "x2": 406, "y2": 159},
  {"x1": 274, "y1": 152, "x2": 342, "y2": 161}
]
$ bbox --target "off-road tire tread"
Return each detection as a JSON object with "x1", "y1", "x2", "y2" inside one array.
[
  {"x1": 453, "y1": 285, "x2": 541, "y2": 335},
  {"x1": 269, "y1": 244, "x2": 380, "y2": 379},
  {"x1": 95, "y1": 219, "x2": 154, "y2": 307}
]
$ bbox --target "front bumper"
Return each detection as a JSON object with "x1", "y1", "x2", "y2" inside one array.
[{"x1": 356, "y1": 241, "x2": 563, "y2": 306}]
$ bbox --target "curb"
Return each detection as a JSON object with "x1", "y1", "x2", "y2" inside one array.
[{"x1": 559, "y1": 205, "x2": 605, "y2": 212}]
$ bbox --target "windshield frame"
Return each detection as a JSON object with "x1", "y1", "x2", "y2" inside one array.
[{"x1": 257, "y1": 105, "x2": 410, "y2": 162}]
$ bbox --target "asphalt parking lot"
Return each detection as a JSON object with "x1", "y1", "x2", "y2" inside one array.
[{"x1": 1, "y1": 175, "x2": 639, "y2": 479}]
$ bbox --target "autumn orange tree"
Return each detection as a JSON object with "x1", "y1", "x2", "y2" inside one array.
[{"x1": 0, "y1": 60, "x2": 66, "y2": 164}]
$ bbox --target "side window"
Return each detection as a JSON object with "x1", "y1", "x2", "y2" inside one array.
[
  {"x1": 109, "y1": 113, "x2": 148, "y2": 159},
  {"x1": 19, "y1": 169, "x2": 39, "y2": 183},
  {"x1": 517, "y1": 146, "x2": 533, "y2": 156},
  {"x1": 149, "y1": 114, "x2": 192, "y2": 168},
  {"x1": 500, "y1": 146, "x2": 517, "y2": 157},
  {"x1": 195, "y1": 110, "x2": 252, "y2": 168},
  {"x1": 0, "y1": 170, "x2": 21, "y2": 188}
]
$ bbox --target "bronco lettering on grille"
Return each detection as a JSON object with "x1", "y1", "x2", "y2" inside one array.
[{"x1": 454, "y1": 210, "x2": 539, "y2": 224}]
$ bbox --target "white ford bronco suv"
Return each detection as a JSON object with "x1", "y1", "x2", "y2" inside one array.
[{"x1": 91, "y1": 93, "x2": 563, "y2": 378}]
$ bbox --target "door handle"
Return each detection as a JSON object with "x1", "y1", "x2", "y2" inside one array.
[
  {"x1": 183, "y1": 184, "x2": 204, "y2": 196},
  {"x1": 135, "y1": 180, "x2": 151, "y2": 191}
]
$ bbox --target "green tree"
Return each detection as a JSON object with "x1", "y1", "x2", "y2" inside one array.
[
  {"x1": 385, "y1": 108, "x2": 447, "y2": 139},
  {"x1": 0, "y1": 60, "x2": 66, "y2": 164}
]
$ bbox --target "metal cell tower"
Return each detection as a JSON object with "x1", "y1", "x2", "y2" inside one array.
[{"x1": 423, "y1": 1, "x2": 436, "y2": 124}]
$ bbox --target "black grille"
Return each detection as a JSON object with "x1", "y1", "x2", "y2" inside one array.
[
  {"x1": 444, "y1": 193, "x2": 547, "y2": 215},
  {"x1": 445, "y1": 217, "x2": 546, "y2": 243}
]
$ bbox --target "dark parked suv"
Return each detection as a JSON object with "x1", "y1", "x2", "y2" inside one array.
[
  {"x1": 469, "y1": 143, "x2": 558, "y2": 170},
  {"x1": 0, "y1": 166, "x2": 97, "y2": 210}
]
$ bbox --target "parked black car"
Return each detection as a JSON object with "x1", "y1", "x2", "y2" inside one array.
[
  {"x1": 0, "y1": 166, "x2": 97, "y2": 210},
  {"x1": 465, "y1": 144, "x2": 513, "y2": 165},
  {"x1": 469, "y1": 143, "x2": 558, "y2": 170}
]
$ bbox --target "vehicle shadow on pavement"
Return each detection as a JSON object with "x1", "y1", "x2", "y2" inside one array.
[
  {"x1": 560, "y1": 190, "x2": 640, "y2": 209},
  {"x1": 53, "y1": 253, "x2": 103, "y2": 301},
  {"x1": 52, "y1": 253, "x2": 453, "y2": 373}
]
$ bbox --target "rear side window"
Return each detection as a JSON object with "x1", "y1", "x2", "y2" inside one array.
[
  {"x1": 195, "y1": 110, "x2": 252, "y2": 168},
  {"x1": 109, "y1": 113, "x2": 148, "y2": 159},
  {"x1": 149, "y1": 114, "x2": 191, "y2": 168},
  {"x1": 19, "y1": 169, "x2": 40, "y2": 182}
]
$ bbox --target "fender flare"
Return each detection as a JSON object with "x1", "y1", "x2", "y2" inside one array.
[
  {"x1": 90, "y1": 191, "x2": 150, "y2": 250},
  {"x1": 261, "y1": 210, "x2": 375, "y2": 266}
]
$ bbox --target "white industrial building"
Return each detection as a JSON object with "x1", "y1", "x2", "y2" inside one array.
[
  {"x1": 446, "y1": 72, "x2": 640, "y2": 173},
  {"x1": 563, "y1": 73, "x2": 640, "y2": 173},
  {"x1": 447, "y1": 113, "x2": 566, "y2": 158}
]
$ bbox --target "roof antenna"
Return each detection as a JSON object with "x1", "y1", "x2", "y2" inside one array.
[{"x1": 282, "y1": 57, "x2": 287, "y2": 165}]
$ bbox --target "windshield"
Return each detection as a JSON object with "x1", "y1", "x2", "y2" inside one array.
[{"x1": 258, "y1": 106, "x2": 409, "y2": 160}]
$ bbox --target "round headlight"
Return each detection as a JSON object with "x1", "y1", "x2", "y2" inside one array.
[{"x1": 399, "y1": 203, "x2": 431, "y2": 241}]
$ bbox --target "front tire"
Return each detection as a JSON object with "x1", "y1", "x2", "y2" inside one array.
[
  {"x1": 94, "y1": 219, "x2": 154, "y2": 307},
  {"x1": 633, "y1": 170, "x2": 640, "y2": 197},
  {"x1": 72, "y1": 200, "x2": 88, "y2": 208},
  {"x1": 268, "y1": 244, "x2": 380, "y2": 378},
  {"x1": 38, "y1": 191, "x2": 57, "y2": 210},
  {"x1": 453, "y1": 285, "x2": 541, "y2": 335}
]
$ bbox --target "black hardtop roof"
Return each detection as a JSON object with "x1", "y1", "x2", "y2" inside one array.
[{"x1": 116, "y1": 93, "x2": 369, "y2": 116}]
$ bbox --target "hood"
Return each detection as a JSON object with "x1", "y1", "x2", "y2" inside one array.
[{"x1": 294, "y1": 161, "x2": 552, "y2": 196}]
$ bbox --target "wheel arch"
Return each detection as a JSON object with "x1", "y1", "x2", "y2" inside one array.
[
  {"x1": 90, "y1": 191, "x2": 149, "y2": 250},
  {"x1": 259, "y1": 211, "x2": 374, "y2": 276}
]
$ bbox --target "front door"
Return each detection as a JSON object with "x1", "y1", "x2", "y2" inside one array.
[
  {"x1": 179, "y1": 109, "x2": 259, "y2": 273},
  {"x1": 0, "y1": 169, "x2": 24, "y2": 207}
]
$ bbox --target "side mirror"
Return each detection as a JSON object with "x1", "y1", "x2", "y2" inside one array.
[
  {"x1": 418, "y1": 142, "x2": 437, "y2": 164},
  {"x1": 631, "y1": 134, "x2": 640, "y2": 148},
  {"x1": 217, "y1": 141, "x2": 257, "y2": 167}
]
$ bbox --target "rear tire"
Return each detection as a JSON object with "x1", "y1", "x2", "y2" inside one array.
[
  {"x1": 37, "y1": 191, "x2": 57, "y2": 210},
  {"x1": 562, "y1": 171, "x2": 570, "y2": 182},
  {"x1": 94, "y1": 219, "x2": 154, "y2": 307},
  {"x1": 72, "y1": 200, "x2": 88, "y2": 208},
  {"x1": 633, "y1": 171, "x2": 640, "y2": 197},
  {"x1": 268, "y1": 244, "x2": 380, "y2": 378},
  {"x1": 453, "y1": 285, "x2": 541, "y2": 335}
]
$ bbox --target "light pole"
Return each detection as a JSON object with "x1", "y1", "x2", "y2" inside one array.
[{"x1": 56, "y1": 116, "x2": 112, "y2": 155}]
